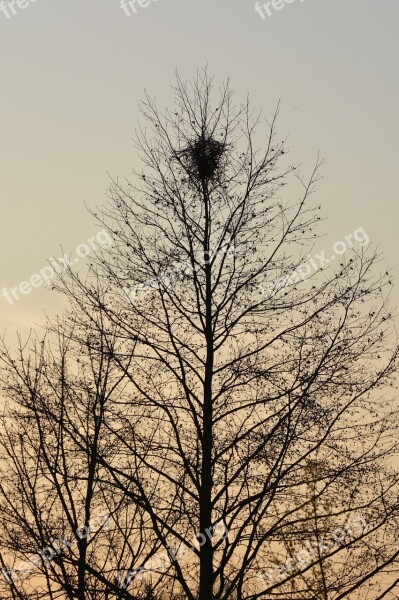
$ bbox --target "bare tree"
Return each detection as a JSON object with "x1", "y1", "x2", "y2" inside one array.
[
  {"x1": 0, "y1": 321, "x2": 161, "y2": 599},
  {"x1": 1, "y1": 69, "x2": 399, "y2": 600}
]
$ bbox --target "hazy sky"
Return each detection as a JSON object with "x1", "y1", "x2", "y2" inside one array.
[{"x1": 1, "y1": 0, "x2": 398, "y2": 340}]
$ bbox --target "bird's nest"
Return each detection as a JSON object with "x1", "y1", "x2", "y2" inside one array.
[{"x1": 178, "y1": 132, "x2": 226, "y2": 182}]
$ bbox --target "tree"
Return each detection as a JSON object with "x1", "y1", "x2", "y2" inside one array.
[{"x1": 1, "y1": 69, "x2": 399, "y2": 600}]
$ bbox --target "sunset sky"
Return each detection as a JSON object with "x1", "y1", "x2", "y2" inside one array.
[{"x1": 1, "y1": 0, "x2": 398, "y2": 340}]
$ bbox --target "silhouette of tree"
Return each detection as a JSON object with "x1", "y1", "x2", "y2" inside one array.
[{"x1": 1, "y1": 69, "x2": 399, "y2": 600}]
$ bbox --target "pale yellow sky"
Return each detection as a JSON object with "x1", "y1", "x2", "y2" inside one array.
[{"x1": 0, "y1": 0, "x2": 398, "y2": 340}]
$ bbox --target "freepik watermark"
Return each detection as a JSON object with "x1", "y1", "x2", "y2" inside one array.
[
  {"x1": 122, "y1": 238, "x2": 235, "y2": 305},
  {"x1": 2, "y1": 230, "x2": 113, "y2": 306},
  {"x1": 256, "y1": 513, "x2": 368, "y2": 587},
  {"x1": 0, "y1": 0, "x2": 38, "y2": 19},
  {"x1": 117, "y1": 520, "x2": 229, "y2": 590},
  {"x1": 120, "y1": 0, "x2": 159, "y2": 17},
  {"x1": 259, "y1": 226, "x2": 370, "y2": 301},
  {"x1": 255, "y1": 0, "x2": 305, "y2": 20},
  {"x1": 1, "y1": 511, "x2": 111, "y2": 586}
]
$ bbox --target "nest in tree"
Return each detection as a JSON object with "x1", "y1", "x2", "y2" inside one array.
[{"x1": 178, "y1": 132, "x2": 226, "y2": 182}]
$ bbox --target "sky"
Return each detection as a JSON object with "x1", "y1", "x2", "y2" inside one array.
[{"x1": 0, "y1": 0, "x2": 398, "y2": 341}]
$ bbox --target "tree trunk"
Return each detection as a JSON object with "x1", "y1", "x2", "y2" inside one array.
[{"x1": 199, "y1": 184, "x2": 214, "y2": 600}]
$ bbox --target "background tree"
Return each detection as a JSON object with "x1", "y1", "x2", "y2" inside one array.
[{"x1": 1, "y1": 69, "x2": 399, "y2": 600}]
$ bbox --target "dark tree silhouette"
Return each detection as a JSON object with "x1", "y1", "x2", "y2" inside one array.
[{"x1": 1, "y1": 70, "x2": 399, "y2": 600}]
